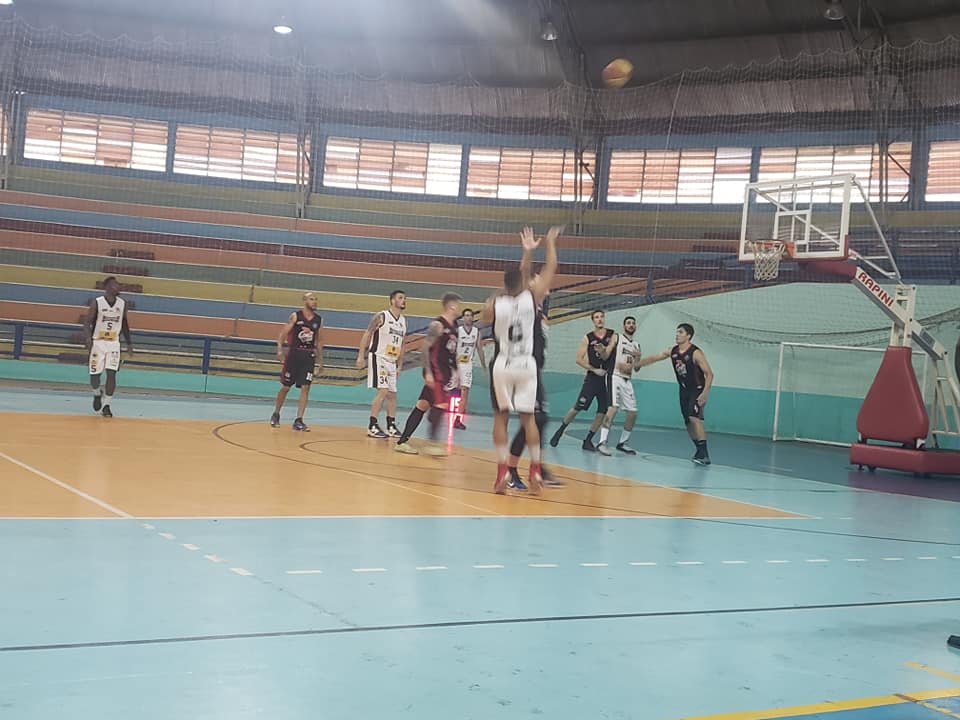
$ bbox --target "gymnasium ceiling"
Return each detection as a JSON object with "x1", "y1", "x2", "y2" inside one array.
[{"x1": 6, "y1": 0, "x2": 960, "y2": 87}]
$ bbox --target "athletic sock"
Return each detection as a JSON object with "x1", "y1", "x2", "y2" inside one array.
[
  {"x1": 93, "y1": 387, "x2": 103, "y2": 396},
  {"x1": 599, "y1": 427, "x2": 609, "y2": 445},
  {"x1": 398, "y1": 407, "x2": 425, "y2": 444},
  {"x1": 584, "y1": 430, "x2": 596, "y2": 445},
  {"x1": 619, "y1": 430, "x2": 631, "y2": 445},
  {"x1": 386, "y1": 416, "x2": 397, "y2": 428},
  {"x1": 104, "y1": 394, "x2": 113, "y2": 405}
]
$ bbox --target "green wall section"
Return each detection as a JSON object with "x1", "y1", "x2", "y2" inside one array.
[{"x1": 7, "y1": 282, "x2": 959, "y2": 445}]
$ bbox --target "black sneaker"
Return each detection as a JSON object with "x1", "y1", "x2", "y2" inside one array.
[
  {"x1": 292, "y1": 418, "x2": 309, "y2": 432},
  {"x1": 101, "y1": 405, "x2": 113, "y2": 418},
  {"x1": 507, "y1": 468, "x2": 528, "y2": 491},
  {"x1": 270, "y1": 412, "x2": 280, "y2": 428},
  {"x1": 549, "y1": 431, "x2": 562, "y2": 448},
  {"x1": 368, "y1": 424, "x2": 388, "y2": 438},
  {"x1": 692, "y1": 455, "x2": 711, "y2": 466},
  {"x1": 581, "y1": 441, "x2": 597, "y2": 453},
  {"x1": 616, "y1": 443, "x2": 637, "y2": 455},
  {"x1": 453, "y1": 418, "x2": 467, "y2": 431},
  {"x1": 541, "y1": 467, "x2": 564, "y2": 487},
  {"x1": 93, "y1": 394, "x2": 102, "y2": 412}
]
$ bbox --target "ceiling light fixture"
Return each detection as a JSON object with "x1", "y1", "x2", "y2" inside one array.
[
  {"x1": 540, "y1": 18, "x2": 558, "y2": 41},
  {"x1": 0, "y1": 0, "x2": 15, "y2": 7},
  {"x1": 823, "y1": 0, "x2": 846, "y2": 21},
  {"x1": 273, "y1": 18, "x2": 293, "y2": 35}
]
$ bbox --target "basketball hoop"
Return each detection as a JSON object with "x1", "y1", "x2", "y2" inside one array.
[{"x1": 747, "y1": 240, "x2": 788, "y2": 281}]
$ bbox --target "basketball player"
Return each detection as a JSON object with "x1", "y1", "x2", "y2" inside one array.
[
  {"x1": 596, "y1": 316, "x2": 642, "y2": 455},
  {"x1": 482, "y1": 224, "x2": 561, "y2": 495},
  {"x1": 356, "y1": 290, "x2": 406, "y2": 438},
  {"x1": 394, "y1": 293, "x2": 462, "y2": 456},
  {"x1": 270, "y1": 292, "x2": 323, "y2": 431},
  {"x1": 453, "y1": 308, "x2": 484, "y2": 430},
  {"x1": 83, "y1": 276, "x2": 132, "y2": 418},
  {"x1": 506, "y1": 269, "x2": 561, "y2": 490},
  {"x1": 642, "y1": 323, "x2": 715, "y2": 465},
  {"x1": 549, "y1": 310, "x2": 619, "y2": 454}
]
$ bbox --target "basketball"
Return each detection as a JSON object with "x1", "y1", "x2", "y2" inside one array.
[{"x1": 602, "y1": 58, "x2": 634, "y2": 88}]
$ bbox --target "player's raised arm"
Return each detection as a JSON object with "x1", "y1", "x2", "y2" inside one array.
[
  {"x1": 530, "y1": 225, "x2": 562, "y2": 304},
  {"x1": 356, "y1": 313, "x2": 383, "y2": 369},
  {"x1": 636, "y1": 347, "x2": 671, "y2": 369},
  {"x1": 519, "y1": 226, "x2": 538, "y2": 284}
]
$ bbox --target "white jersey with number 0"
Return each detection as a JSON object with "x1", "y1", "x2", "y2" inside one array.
[
  {"x1": 493, "y1": 290, "x2": 536, "y2": 362},
  {"x1": 614, "y1": 334, "x2": 640, "y2": 378},
  {"x1": 456, "y1": 325, "x2": 480, "y2": 365},
  {"x1": 371, "y1": 310, "x2": 406, "y2": 364},
  {"x1": 93, "y1": 296, "x2": 125, "y2": 342}
]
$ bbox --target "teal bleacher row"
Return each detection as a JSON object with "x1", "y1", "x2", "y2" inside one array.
[
  {"x1": 0, "y1": 283, "x2": 434, "y2": 330},
  {"x1": 0, "y1": 202, "x2": 730, "y2": 269}
]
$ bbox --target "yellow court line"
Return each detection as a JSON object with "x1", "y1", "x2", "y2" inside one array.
[
  {"x1": 680, "y1": 687, "x2": 960, "y2": 720},
  {"x1": 907, "y1": 661, "x2": 960, "y2": 683}
]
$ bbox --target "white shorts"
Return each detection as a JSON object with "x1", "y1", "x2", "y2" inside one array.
[
  {"x1": 612, "y1": 375, "x2": 637, "y2": 412},
  {"x1": 89, "y1": 340, "x2": 121, "y2": 375},
  {"x1": 367, "y1": 354, "x2": 397, "y2": 393},
  {"x1": 458, "y1": 362, "x2": 474, "y2": 389},
  {"x1": 490, "y1": 355, "x2": 537, "y2": 414}
]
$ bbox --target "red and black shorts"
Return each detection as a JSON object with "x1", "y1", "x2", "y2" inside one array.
[
  {"x1": 419, "y1": 370, "x2": 455, "y2": 408},
  {"x1": 679, "y1": 387, "x2": 705, "y2": 422}
]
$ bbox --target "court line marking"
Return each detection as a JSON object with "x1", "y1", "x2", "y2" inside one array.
[
  {"x1": 229, "y1": 567, "x2": 253, "y2": 576},
  {"x1": 580, "y1": 562, "x2": 608, "y2": 567},
  {"x1": 682, "y1": 687, "x2": 960, "y2": 720},
  {"x1": 906, "y1": 662, "x2": 960, "y2": 683},
  {"x1": 5, "y1": 596, "x2": 960, "y2": 654},
  {"x1": 352, "y1": 567, "x2": 387, "y2": 573},
  {"x1": 0, "y1": 449, "x2": 132, "y2": 519},
  {"x1": 415, "y1": 566, "x2": 447, "y2": 571},
  {"x1": 286, "y1": 569, "x2": 323, "y2": 575},
  {"x1": 473, "y1": 564, "x2": 504, "y2": 569},
  {"x1": 722, "y1": 560, "x2": 748, "y2": 565}
]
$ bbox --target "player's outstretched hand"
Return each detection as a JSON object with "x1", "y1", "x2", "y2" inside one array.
[
  {"x1": 546, "y1": 225, "x2": 565, "y2": 243},
  {"x1": 520, "y1": 226, "x2": 541, "y2": 251}
]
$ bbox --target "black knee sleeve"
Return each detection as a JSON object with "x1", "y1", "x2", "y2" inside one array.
[{"x1": 509, "y1": 428, "x2": 526, "y2": 458}]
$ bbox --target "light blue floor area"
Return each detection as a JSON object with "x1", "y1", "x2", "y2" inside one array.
[{"x1": 1, "y1": 387, "x2": 960, "y2": 719}]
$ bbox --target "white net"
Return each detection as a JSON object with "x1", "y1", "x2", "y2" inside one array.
[{"x1": 747, "y1": 241, "x2": 787, "y2": 282}]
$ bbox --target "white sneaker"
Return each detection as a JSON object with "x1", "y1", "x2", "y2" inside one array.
[{"x1": 596, "y1": 443, "x2": 612, "y2": 456}]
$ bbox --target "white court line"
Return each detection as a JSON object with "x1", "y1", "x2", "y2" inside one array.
[
  {"x1": 141, "y1": 523, "x2": 155, "y2": 530},
  {"x1": 766, "y1": 559, "x2": 789, "y2": 564},
  {"x1": 473, "y1": 564, "x2": 504, "y2": 569},
  {"x1": 230, "y1": 567, "x2": 253, "y2": 576},
  {"x1": 722, "y1": 560, "x2": 748, "y2": 565},
  {"x1": 846, "y1": 558, "x2": 867, "y2": 562},
  {"x1": 529, "y1": 563, "x2": 559, "y2": 568},
  {"x1": 415, "y1": 566, "x2": 448, "y2": 571},
  {"x1": 204, "y1": 554, "x2": 225, "y2": 563},
  {"x1": 676, "y1": 561, "x2": 704, "y2": 566},
  {"x1": 286, "y1": 569, "x2": 324, "y2": 575},
  {"x1": 580, "y1": 562, "x2": 608, "y2": 567},
  {"x1": 805, "y1": 559, "x2": 830, "y2": 563},
  {"x1": 182, "y1": 544, "x2": 199, "y2": 551},
  {"x1": 629, "y1": 562, "x2": 657, "y2": 566},
  {"x1": 0, "y1": 449, "x2": 132, "y2": 518},
  {"x1": 352, "y1": 567, "x2": 387, "y2": 573},
  {"x1": 158, "y1": 532, "x2": 176, "y2": 540},
  {"x1": 882, "y1": 557, "x2": 903, "y2": 561},
  {"x1": 917, "y1": 556, "x2": 938, "y2": 561}
]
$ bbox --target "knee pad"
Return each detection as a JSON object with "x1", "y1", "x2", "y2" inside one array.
[{"x1": 573, "y1": 395, "x2": 589, "y2": 411}]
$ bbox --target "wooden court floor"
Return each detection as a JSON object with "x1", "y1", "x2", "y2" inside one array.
[{"x1": 0, "y1": 412, "x2": 799, "y2": 519}]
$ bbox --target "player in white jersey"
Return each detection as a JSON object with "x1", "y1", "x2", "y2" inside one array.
[
  {"x1": 597, "y1": 316, "x2": 643, "y2": 455},
  {"x1": 83, "y1": 276, "x2": 133, "y2": 417},
  {"x1": 452, "y1": 308, "x2": 485, "y2": 430},
  {"x1": 481, "y1": 225, "x2": 561, "y2": 495},
  {"x1": 356, "y1": 290, "x2": 407, "y2": 438}
]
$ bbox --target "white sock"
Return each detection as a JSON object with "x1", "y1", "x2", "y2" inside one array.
[
  {"x1": 496, "y1": 444, "x2": 508, "y2": 464},
  {"x1": 104, "y1": 395, "x2": 113, "y2": 405},
  {"x1": 93, "y1": 387, "x2": 102, "y2": 396},
  {"x1": 599, "y1": 427, "x2": 609, "y2": 445},
  {"x1": 619, "y1": 430, "x2": 631, "y2": 445}
]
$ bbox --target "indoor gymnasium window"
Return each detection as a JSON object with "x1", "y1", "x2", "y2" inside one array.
[
  {"x1": 925, "y1": 141, "x2": 960, "y2": 202},
  {"x1": 465, "y1": 147, "x2": 594, "y2": 202},
  {"x1": 173, "y1": 125, "x2": 309, "y2": 184},
  {"x1": 606, "y1": 147, "x2": 751, "y2": 204},
  {"x1": 322, "y1": 136, "x2": 461, "y2": 196},
  {"x1": 23, "y1": 109, "x2": 168, "y2": 172}
]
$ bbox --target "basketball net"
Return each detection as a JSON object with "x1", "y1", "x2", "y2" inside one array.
[{"x1": 747, "y1": 240, "x2": 786, "y2": 281}]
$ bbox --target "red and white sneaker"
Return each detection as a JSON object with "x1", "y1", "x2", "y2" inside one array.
[{"x1": 493, "y1": 464, "x2": 511, "y2": 494}]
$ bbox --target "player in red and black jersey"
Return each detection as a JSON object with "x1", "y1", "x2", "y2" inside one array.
[
  {"x1": 271, "y1": 292, "x2": 324, "y2": 431},
  {"x1": 642, "y1": 323, "x2": 715, "y2": 464},
  {"x1": 394, "y1": 292, "x2": 462, "y2": 457}
]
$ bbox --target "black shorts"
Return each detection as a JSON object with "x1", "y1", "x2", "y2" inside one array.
[
  {"x1": 281, "y1": 350, "x2": 316, "y2": 388},
  {"x1": 679, "y1": 387, "x2": 705, "y2": 422},
  {"x1": 419, "y1": 372, "x2": 455, "y2": 408},
  {"x1": 574, "y1": 372, "x2": 612, "y2": 414}
]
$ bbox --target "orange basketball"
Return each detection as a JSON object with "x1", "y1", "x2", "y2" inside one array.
[{"x1": 602, "y1": 58, "x2": 633, "y2": 88}]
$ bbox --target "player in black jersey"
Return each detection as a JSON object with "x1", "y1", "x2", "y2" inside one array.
[
  {"x1": 271, "y1": 292, "x2": 324, "y2": 431},
  {"x1": 549, "y1": 310, "x2": 619, "y2": 453},
  {"x1": 394, "y1": 292, "x2": 462, "y2": 457},
  {"x1": 643, "y1": 323, "x2": 715, "y2": 464}
]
